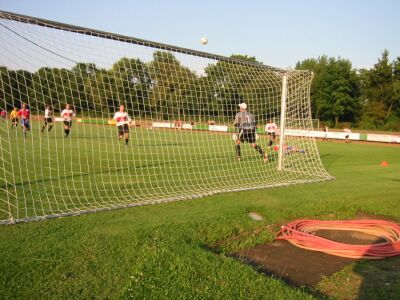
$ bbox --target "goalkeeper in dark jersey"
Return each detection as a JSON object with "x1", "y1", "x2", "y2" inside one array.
[{"x1": 233, "y1": 103, "x2": 268, "y2": 162}]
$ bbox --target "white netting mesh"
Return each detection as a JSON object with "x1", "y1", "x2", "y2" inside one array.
[{"x1": 0, "y1": 11, "x2": 333, "y2": 224}]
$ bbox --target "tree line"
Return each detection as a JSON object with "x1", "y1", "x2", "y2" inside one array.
[
  {"x1": 296, "y1": 49, "x2": 400, "y2": 130},
  {"x1": 0, "y1": 51, "x2": 279, "y2": 124},
  {"x1": 1, "y1": 49, "x2": 399, "y2": 130}
]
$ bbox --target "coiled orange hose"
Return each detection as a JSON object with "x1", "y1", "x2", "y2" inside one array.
[{"x1": 276, "y1": 219, "x2": 400, "y2": 259}]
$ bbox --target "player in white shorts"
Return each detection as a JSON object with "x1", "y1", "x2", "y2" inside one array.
[
  {"x1": 343, "y1": 128, "x2": 351, "y2": 143},
  {"x1": 41, "y1": 106, "x2": 54, "y2": 133},
  {"x1": 322, "y1": 125, "x2": 329, "y2": 141}
]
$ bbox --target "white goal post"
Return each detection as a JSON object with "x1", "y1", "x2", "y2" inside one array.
[{"x1": 0, "y1": 11, "x2": 333, "y2": 224}]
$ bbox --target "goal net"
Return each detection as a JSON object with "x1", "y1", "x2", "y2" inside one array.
[{"x1": 0, "y1": 11, "x2": 333, "y2": 224}]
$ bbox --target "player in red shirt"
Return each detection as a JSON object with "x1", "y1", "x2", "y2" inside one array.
[
  {"x1": 18, "y1": 103, "x2": 30, "y2": 139},
  {"x1": 0, "y1": 109, "x2": 6, "y2": 122}
]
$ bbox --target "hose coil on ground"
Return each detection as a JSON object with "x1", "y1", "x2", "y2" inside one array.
[{"x1": 276, "y1": 219, "x2": 400, "y2": 259}]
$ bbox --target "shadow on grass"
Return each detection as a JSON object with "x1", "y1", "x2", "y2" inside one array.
[
  {"x1": 383, "y1": 177, "x2": 400, "y2": 182},
  {"x1": 318, "y1": 246, "x2": 400, "y2": 300},
  {"x1": 208, "y1": 211, "x2": 400, "y2": 300},
  {"x1": 353, "y1": 249, "x2": 400, "y2": 299},
  {"x1": 0, "y1": 160, "x2": 176, "y2": 189}
]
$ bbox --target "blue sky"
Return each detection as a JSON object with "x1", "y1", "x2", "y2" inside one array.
[{"x1": 0, "y1": 0, "x2": 399, "y2": 69}]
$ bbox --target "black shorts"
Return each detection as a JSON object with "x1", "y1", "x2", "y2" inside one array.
[
  {"x1": 12, "y1": 118, "x2": 18, "y2": 123},
  {"x1": 64, "y1": 121, "x2": 72, "y2": 128},
  {"x1": 118, "y1": 124, "x2": 129, "y2": 135},
  {"x1": 239, "y1": 129, "x2": 256, "y2": 143},
  {"x1": 267, "y1": 132, "x2": 276, "y2": 138},
  {"x1": 45, "y1": 117, "x2": 53, "y2": 124}
]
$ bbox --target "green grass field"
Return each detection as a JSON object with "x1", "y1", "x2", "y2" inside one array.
[
  {"x1": 0, "y1": 122, "x2": 399, "y2": 299},
  {"x1": 0, "y1": 120, "x2": 329, "y2": 223}
]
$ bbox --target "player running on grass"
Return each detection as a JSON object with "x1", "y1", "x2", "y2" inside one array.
[
  {"x1": 113, "y1": 104, "x2": 132, "y2": 146},
  {"x1": 18, "y1": 103, "x2": 30, "y2": 138},
  {"x1": 265, "y1": 119, "x2": 278, "y2": 148},
  {"x1": 41, "y1": 106, "x2": 54, "y2": 133},
  {"x1": 233, "y1": 102, "x2": 268, "y2": 162},
  {"x1": 10, "y1": 107, "x2": 18, "y2": 129},
  {"x1": 343, "y1": 127, "x2": 351, "y2": 143},
  {"x1": 61, "y1": 104, "x2": 75, "y2": 137},
  {"x1": 321, "y1": 125, "x2": 329, "y2": 141}
]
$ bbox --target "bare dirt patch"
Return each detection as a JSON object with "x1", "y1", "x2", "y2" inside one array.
[
  {"x1": 237, "y1": 232, "x2": 364, "y2": 287},
  {"x1": 217, "y1": 212, "x2": 400, "y2": 298}
]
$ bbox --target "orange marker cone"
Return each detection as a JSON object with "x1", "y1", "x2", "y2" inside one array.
[{"x1": 380, "y1": 161, "x2": 389, "y2": 167}]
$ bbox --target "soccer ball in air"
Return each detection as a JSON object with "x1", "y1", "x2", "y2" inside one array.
[{"x1": 200, "y1": 37, "x2": 208, "y2": 45}]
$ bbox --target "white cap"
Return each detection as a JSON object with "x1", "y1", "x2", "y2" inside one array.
[{"x1": 238, "y1": 103, "x2": 247, "y2": 109}]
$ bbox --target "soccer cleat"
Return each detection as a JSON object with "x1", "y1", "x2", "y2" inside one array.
[
  {"x1": 236, "y1": 156, "x2": 242, "y2": 161},
  {"x1": 263, "y1": 155, "x2": 268, "y2": 162}
]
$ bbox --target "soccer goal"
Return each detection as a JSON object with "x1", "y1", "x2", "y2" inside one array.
[{"x1": 0, "y1": 11, "x2": 333, "y2": 224}]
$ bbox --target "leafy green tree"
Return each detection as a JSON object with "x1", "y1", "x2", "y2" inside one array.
[
  {"x1": 84, "y1": 68, "x2": 118, "y2": 116},
  {"x1": 70, "y1": 63, "x2": 98, "y2": 114},
  {"x1": 296, "y1": 55, "x2": 329, "y2": 118},
  {"x1": 364, "y1": 50, "x2": 393, "y2": 112},
  {"x1": 390, "y1": 56, "x2": 400, "y2": 128},
  {"x1": 230, "y1": 54, "x2": 261, "y2": 64},
  {"x1": 296, "y1": 56, "x2": 360, "y2": 127},
  {"x1": 147, "y1": 51, "x2": 197, "y2": 120},
  {"x1": 359, "y1": 50, "x2": 400, "y2": 129},
  {"x1": 109, "y1": 58, "x2": 151, "y2": 117},
  {"x1": 2, "y1": 69, "x2": 33, "y2": 110},
  {"x1": 4, "y1": 48, "x2": 400, "y2": 131},
  {"x1": 0, "y1": 67, "x2": 11, "y2": 110},
  {"x1": 204, "y1": 55, "x2": 264, "y2": 121}
]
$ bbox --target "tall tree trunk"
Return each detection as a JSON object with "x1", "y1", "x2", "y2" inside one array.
[
  {"x1": 386, "y1": 102, "x2": 393, "y2": 119},
  {"x1": 335, "y1": 116, "x2": 339, "y2": 128}
]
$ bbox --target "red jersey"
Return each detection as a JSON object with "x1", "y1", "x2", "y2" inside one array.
[{"x1": 18, "y1": 109, "x2": 30, "y2": 119}]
